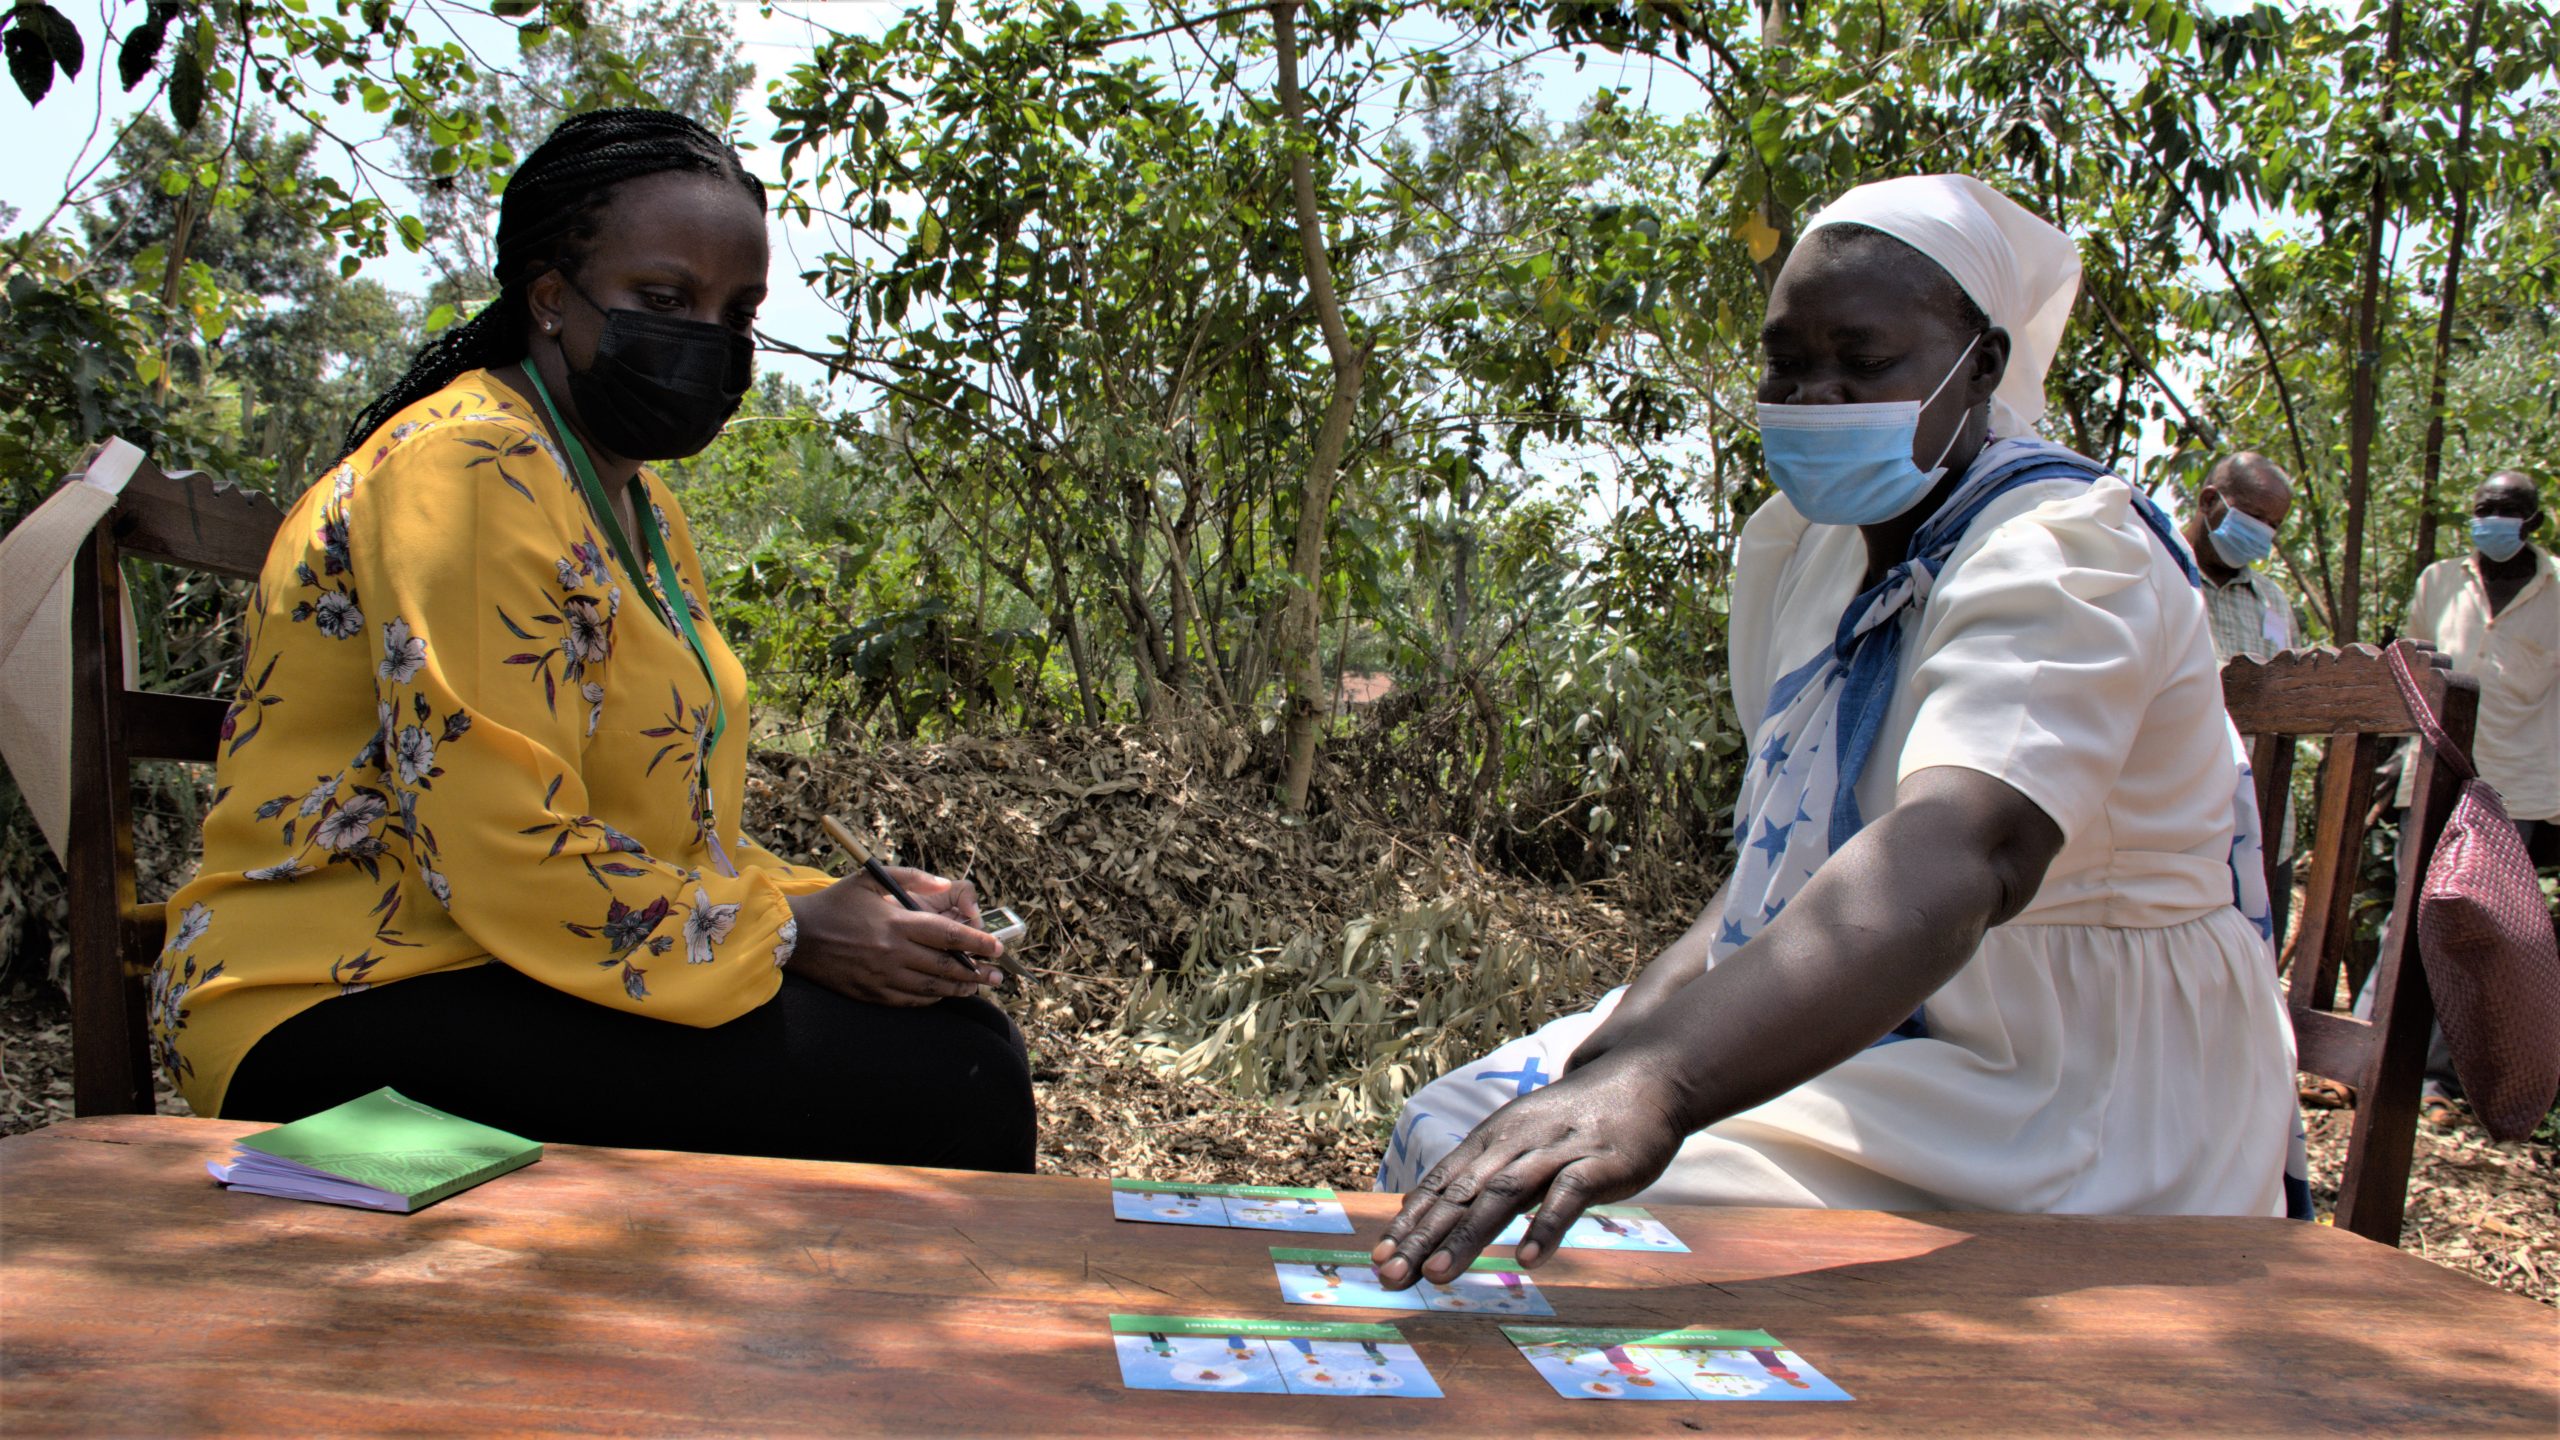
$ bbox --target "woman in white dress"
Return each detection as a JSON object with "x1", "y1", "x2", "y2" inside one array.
[{"x1": 1370, "y1": 175, "x2": 2297, "y2": 1287}]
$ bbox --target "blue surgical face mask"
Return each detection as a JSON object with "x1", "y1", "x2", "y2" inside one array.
[
  {"x1": 2207, "y1": 504, "x2": 2277, "y2": 568},
  {"x1": 2471, "y1": 515, "x2": 2527, "y2": 562},
  {"x1": 1756, "y1": 335, "x2": 1978, "y2": 526}
]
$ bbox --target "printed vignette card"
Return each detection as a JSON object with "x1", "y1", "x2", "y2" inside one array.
[
  {"x1": 1490, "y1": 1201, "x2": 1689, "y2": 1253},
  {"x1": 1110, "y1": 1178, "x2": 1355, "y2": 1234},
  {"x1": 1503, "y1": 1326, "x2": 1852, "y2": 1403},
  {"x1": 1109, "y1": 1314, "x2": 1443, "y2": 1399},
  {"x1": 1271, "y1": 1246, "x2": 1556, "y2": 1317}
]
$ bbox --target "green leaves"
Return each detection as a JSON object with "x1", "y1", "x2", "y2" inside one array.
[
  {"x1": 3, "y1": 26, "x2": 49, "y2": 103},
  {"x1": 117, "y1": 3, "x2": 173, "y2": 90},
  {"x1": 166, "y1": 18, "x2": 211, "y2": 128},
  {"x1": 5, "y1": 1, "x2": 83, "y2": 103}
]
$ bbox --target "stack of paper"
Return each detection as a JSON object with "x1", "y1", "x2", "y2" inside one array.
[{"x1": 207, "y1": 1087, "x2": 541, "y2": 1213}]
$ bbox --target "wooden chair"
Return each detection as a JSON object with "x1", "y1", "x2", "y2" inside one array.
[
  {"x1": 63, "y1": 441, "x2": 285, "y2": 1116},
  {"x1": 2221, "y1": 641, "x2": 2479, "y2": 1246}
]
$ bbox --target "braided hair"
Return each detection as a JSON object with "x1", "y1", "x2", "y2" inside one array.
[{"x1": 339, "y1": 107, "x2": 767, "y2": 459}]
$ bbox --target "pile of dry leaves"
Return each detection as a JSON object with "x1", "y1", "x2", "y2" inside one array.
[
  {"x1": 2301, "y1": 1109, "x2": 2560, "y2": 1302},
  {"x1": 740, "y1": 723, "x2": 1681, "y2": 1124},
  {"x1": 2, "y1": 724, "x2": 2549, "y2": 1309}
]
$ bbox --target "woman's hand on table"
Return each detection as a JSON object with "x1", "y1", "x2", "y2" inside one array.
[
  {"x1": 1376, "y1": 769, "x2": 2062, "y2": 1292},
  {"x1": 783, "y1": 868, "x2": 1006, "y2": 1006},
  {"x1": 1368, "y1": 1055, "x2": 1687, "y2": 1287}
]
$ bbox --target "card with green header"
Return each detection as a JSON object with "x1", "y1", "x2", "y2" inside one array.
[
  {"x1": 207, "y1": 1087, "x2": 541, "y2": 1213},
  {"x1": 1109, "y1": 1178, "x2": 1354, "y2": 1233},
  {"x1": 1109, "y1": 1314, "x2": 1441, "y2": 1397},
  {"x1": 1502, "y1": 1325, "x2": 1852, "y2": 1402},
  {"x1": 1271, "y1": 1246, "x2": 1555, "y2": 1316}
]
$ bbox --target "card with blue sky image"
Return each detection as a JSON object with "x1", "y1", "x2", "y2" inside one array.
[
  {"x1": 1109, "y1": 1178, "x2": 1355, "y2": 1233},
  {"x1": 1271, "y1": 1247, "x2": 1556, "y2": 1317},
  {"x1": 1109, "y1": 1315, "x2": 1442, "y2": 1398},
  {"x1": 1503, "y1": 1326, "x2": 1851, "y2": 1403},
  {"x1": 1490, "y1": 1202, "x2": 1689, "y2": 1253}
]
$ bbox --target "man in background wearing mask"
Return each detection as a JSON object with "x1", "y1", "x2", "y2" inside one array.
[
  {"x1": 2381, "y1": 468, "x2": 2559, "y2": 1125},
  {"x1": 2185, "y1": 452, "x2": 2303, "y2": 868},
  {"x1": 2184, "y1": 452, "x2": 2302, "y2": 666}
]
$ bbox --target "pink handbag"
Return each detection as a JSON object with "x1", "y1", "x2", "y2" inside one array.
[{"x1": 2388, "y1": 644, "x2": 2560, "y2": 1142}]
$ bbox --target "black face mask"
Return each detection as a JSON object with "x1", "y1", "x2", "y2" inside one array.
[{"x1": 554, "y1": 281, "x2": 753, "y2": 460}]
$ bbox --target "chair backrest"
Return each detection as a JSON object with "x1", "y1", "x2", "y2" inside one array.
[
  {"x1": 2221, "y1": 641, "x2": 2480, "y2": 1246},
  {"x1": 64, "y1": 442, "x2": 285, "y2": 1116}
]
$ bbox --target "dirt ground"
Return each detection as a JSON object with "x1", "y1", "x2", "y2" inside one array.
[{"x1": 5, "y1": 979, "x2": 2550, "y2": 1307}]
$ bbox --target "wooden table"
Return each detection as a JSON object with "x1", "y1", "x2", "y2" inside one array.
[{"x1": 4, "y1": 1117, "x2": 2553, "y2": 1435}]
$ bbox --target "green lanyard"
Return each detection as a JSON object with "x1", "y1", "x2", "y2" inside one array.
[{"x1": 522, "y1": 363, "x2": 727, "y2": 768}]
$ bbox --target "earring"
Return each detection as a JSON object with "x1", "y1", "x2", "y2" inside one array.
[{"x1": 543, "y1": 320, "x2": 556, "y2": 333}]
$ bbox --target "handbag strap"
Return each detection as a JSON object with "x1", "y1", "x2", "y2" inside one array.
[{"x1": 2386, "y1": 642, "x2": 2476, "y2": 783}]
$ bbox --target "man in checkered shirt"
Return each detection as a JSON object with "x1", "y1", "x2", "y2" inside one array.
[
  {"x1": 2182, "y1": 452, "x2": 2302, "y2": 870},
  {"x1": 2181, "y1": 452, "x2": 2302, "y2": 666}
]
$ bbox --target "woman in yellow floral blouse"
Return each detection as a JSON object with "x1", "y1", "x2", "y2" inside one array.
[{"x1": 151, "y1": 110, "x2": 1034, "y2": 1170}]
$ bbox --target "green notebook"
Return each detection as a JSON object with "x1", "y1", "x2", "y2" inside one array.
[{"x1": 208, "y1": 1087, "x2": 541, "y2": 1212}]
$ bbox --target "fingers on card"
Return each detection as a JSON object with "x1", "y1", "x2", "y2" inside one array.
[
  {"x1": 1110, "y1": 1315, "x2": 1442, "y2": 1398},
  {"x1": 1491, "y1": 1202, "x2": 1688, "y2": 1252},
  {"x1": 1271, "y1": 1247, "x2": 1555, "y2": 1317},
  {"x1": 1503, "y1": 1327, "x2": 1851, "y2": 1403},
  {"x1": 1110, "y1": 1179, "x2": 1354, "y2": 1233}
]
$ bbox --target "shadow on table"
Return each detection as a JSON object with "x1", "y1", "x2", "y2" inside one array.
[{"x1": 8, "y1": 1130, "x2": 2553, "y2": 1434}]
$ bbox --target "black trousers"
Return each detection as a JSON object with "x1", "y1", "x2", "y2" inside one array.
[{"x1": 224, "y1": 963, "x2": 1036, "y2": 1172}]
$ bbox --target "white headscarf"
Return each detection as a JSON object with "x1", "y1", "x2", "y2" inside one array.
[{"x1": 1795, "y1": 174, "x2": 2082, "y2": 438}]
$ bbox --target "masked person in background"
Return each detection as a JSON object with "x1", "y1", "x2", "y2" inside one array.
[
  {"x1": 2185, "y1": 452, "x2": 2302, "y2": 667},
  {"x1": 1372, "y1": 176, "x2": 2298, "y2": 1287},
  {"x1": 2370, "y1": 468, "x2": 2560, "y2": 1126},
  {"x1": 2183, "y1": 451, "x2": 2304, "y2": 865},
  {"x1": 148, "y1": 110, "x2": 1035, "y2": 1171}
]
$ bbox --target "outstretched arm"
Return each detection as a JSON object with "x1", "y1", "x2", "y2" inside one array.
[
  {"x1": 1371, "y1": 764, "x2": 2061, "y2": 1285},
  {"x1": 1557, "y1": 877, "x2": 1729, "y2": 1077}
]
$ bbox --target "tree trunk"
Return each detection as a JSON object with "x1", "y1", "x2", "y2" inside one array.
[
  {"x1": 1447, "y1": 462, "x2": 1476, "y2": 673},
  {"x1": 1272, "y1": 0, "x2": 1369, "y2": 813},
  {"x1": 1116, "y1": 487, "x2": 1166, "y2": 720},
  {"x1": 154, "y1": 188, "x2": 202, "y2": 401},
  {"x1": 1038, "y1": 531, "x2": 1104, "y2": 726},
  {"x1": 1748, "y1": 0, "x2": 1794, "y2": 291},
  {"x1": 1159, "y1": 469, "x2": 1232, "y2": 711},
  {"x1": 2337, "y1": 0, "x2": 2404, "y2": 645},
  {"x1": 2414, "y1": 0, "x2": 2485, "y2": 580}
]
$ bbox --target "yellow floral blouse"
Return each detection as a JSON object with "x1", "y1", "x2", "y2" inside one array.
[{"x1": 152, "y1": 369, "x2": 832, "y2": 1116}]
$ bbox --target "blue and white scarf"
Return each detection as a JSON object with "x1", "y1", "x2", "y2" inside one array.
[{"x1": 1708, "y1": 438, "x2": 2275, "y2": 1044}]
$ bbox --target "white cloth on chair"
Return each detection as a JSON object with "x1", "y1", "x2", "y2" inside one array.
[{"x1": 0, "y1": 438, "x2": 145, "y2": 861}]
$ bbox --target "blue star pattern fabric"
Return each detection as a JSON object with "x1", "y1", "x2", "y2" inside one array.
[
  {"x1": 1374, "y1": 438, "x2": 2288, "y2": 1207},
  {"x1": 1701, "y1": 438, "x2": 2275, "y2": 1047},
  {"x1": 1473, "y1": 1059, "x2": 1554, "y2": 1098}
]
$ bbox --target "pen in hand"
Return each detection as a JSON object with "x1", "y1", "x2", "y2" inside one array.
[
  {"x1": 820, "y1": 814, "x2": 925, "y2": 911},
  {"x1": 820, "y1": 815, "x2": 1021, "y2": 984}
]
